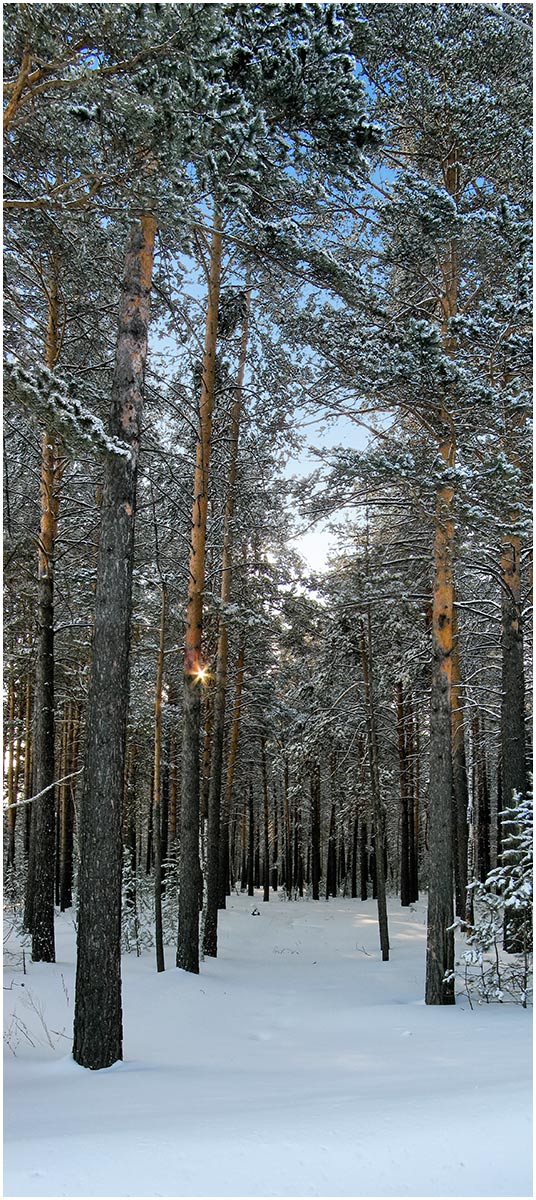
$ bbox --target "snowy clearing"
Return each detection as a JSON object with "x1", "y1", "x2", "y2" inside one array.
[{"x1": 3, "y1": 894, "x2": 532, "y2": 1198}]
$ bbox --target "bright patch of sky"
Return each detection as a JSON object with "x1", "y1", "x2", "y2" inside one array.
[{"x1": 285, "y1": 413, "x2": 370, "y2": 573}]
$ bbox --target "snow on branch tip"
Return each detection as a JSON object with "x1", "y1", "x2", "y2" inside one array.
[{"x1": 3, "y1": 361, "x2": 133, "y2": 461}]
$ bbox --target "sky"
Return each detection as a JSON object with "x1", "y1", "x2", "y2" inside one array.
[{"x1": 285, "y1": 412, "x2": 370, "y2": 573}]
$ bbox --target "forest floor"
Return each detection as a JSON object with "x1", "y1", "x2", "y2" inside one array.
[{"x1": 3, "y1": 892, "x2": 533, "y2": 1199}]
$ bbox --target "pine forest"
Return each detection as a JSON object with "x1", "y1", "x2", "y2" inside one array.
[{"x1": 3, "y1": 4, "x2": 533, "y2": 1197}]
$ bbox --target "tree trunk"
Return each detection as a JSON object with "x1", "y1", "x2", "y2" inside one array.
[
  {"x1": 425, "y1": 414, "x2": 456, "y2": 1004},
  {"x1": 359, "y1": 819, "x2": 368, "y2": 901},
  {"x1": 310, "y1": 767, "x2": 321, "y2": 901},
  {"x1": 351, "y1": 812, "x2": 358, "y2": 899},
  {"x1": 451, "y1": 605, "x2": 469, "y2": 920},
  {"x1": 396, "y1": 680, "x2": 410, "y2": 907},
  {"x1": 203, "y1": 286, "x2": 250, "y2": 954},
  {"x1": 326, "y1": 803, "x2": 337, "y2": 899},
  {"x1": 283, "y1": 756, "x2": 292, "y2": 895},
  {"x1": 177, "y1": 212, "x2": 223, "y2": 975},
  {"x1": 5, "y1": 669, "x2": 16, "y2": 869},
  {"x1": 261, "y1": 738, "x2": 270, "y2": 903},
  {"x1": 271, "y1": 788, "x2": 279, "y2": 892},
  {"x1": 247, "y1": 780, "x2": 255, "y2": 897},
  {"x1": 500, "y1": 533, "x2": 527, "y2": 808},
  {"x1": 73, "y1": 213, "x2": 156, "y2": 1069},
  {"x1": 28, "y1": 255, "x2": 65, "y2": 962},
  {"x1": 360, "y1": 616, "x2": 389, "y2": 960},
  {"x1": 218, "y1": 638, "x2": 245, "y2": 908},
  {"x1": 22, "y1": 672, "x2": 33, "y2": 860},
  {"x1": 408, "y1": 695, "x2": 420, "y2": 902},
  {"x1": 153, "y1": 583, "x2": 167, "y2": 973},
  {"x1": 472, "y1": 711, "x2": 491, "y2": 882}
]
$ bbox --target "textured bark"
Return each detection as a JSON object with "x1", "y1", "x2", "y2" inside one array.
[
  {"x1": 424, "y1": 146, "x2": 461, "y2": 1000},
  {"x1": 178, "y1": 213, "x2": 223, "y2": 974},
  {"x1": 203, "y1": 289, "x2": 250, "y2": 954},
  {"x1": 425, "y1": 423, "x2": 456, "y2": 1005},
  {"x1": 3, "y1": 46, "x2": 32, "y2": 133},
  {"x1": 73, "y1": 213, "x2": 156, "y2": 1069}
]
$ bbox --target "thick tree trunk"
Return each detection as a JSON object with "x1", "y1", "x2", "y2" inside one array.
[
  {"x1": 425, "y1": 417, "x2": 456, "y2": 1005},
  {"x1": 73, "y1": 213, "x2": 156, "y2": 1069},
  {"x1": 178, "y1": 213, "x2": 223, "y2": 974}
]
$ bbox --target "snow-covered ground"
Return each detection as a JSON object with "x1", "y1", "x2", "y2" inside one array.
[{"x1": 3, "y1": 893, "x2": 532, "y2": 1198}]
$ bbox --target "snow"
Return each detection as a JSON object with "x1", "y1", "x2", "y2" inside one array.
[{"x1": 3, "y1": 894, "x2": 532, "y2": 1198}]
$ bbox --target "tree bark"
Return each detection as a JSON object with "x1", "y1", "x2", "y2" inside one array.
[
  {"x1": 203, "y1": 286, "x2": 250, "y2": 954},
  {"x1": 396, "y1": 680, "x2": 410, "y2": 907},
  {"x1": 261, "y1": 738, "x2": 270, "y2": 903},
  {"x1": 425, "y1": 414, "x2": 456, "y2": 1004},
  {"x1": 177, "y1": 212, "x2": 223, "y2": 974},
  {"x1": 73, "y1": 213, "x2": 156, "y2": 1069},
  {"x1": 218, "y1": 638, "x2": 245, "y2": 908},
  {"x1": 360, "y1": 616, "x2": 389, "y2": 959},
  {"x1": 310, "y1": 766, "x2": 321, "y2": 901},
  {"x1": 500, "y1": 533, "x2": 527, "y2": 807},
  {"x1": 27, "y1": 254, "x2": 64, "y2": 961},
  {"x1": 451, "y1": 604, "x2": 469, "y2": 920},
  {"x1": 153, "y1": 583, "x2": 167, "y2": 973},
  {"x1": 5, "y1": 669, "x2": 16, "y2": 869}
]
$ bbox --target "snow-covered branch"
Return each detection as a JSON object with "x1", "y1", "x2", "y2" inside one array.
[{"x1": 3, "y1": 362, "x2": 132, "y2": 461}]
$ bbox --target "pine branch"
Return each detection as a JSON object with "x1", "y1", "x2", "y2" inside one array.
[{"x1": 3, "y1": 362, "x2": 132, "y2": 461}]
